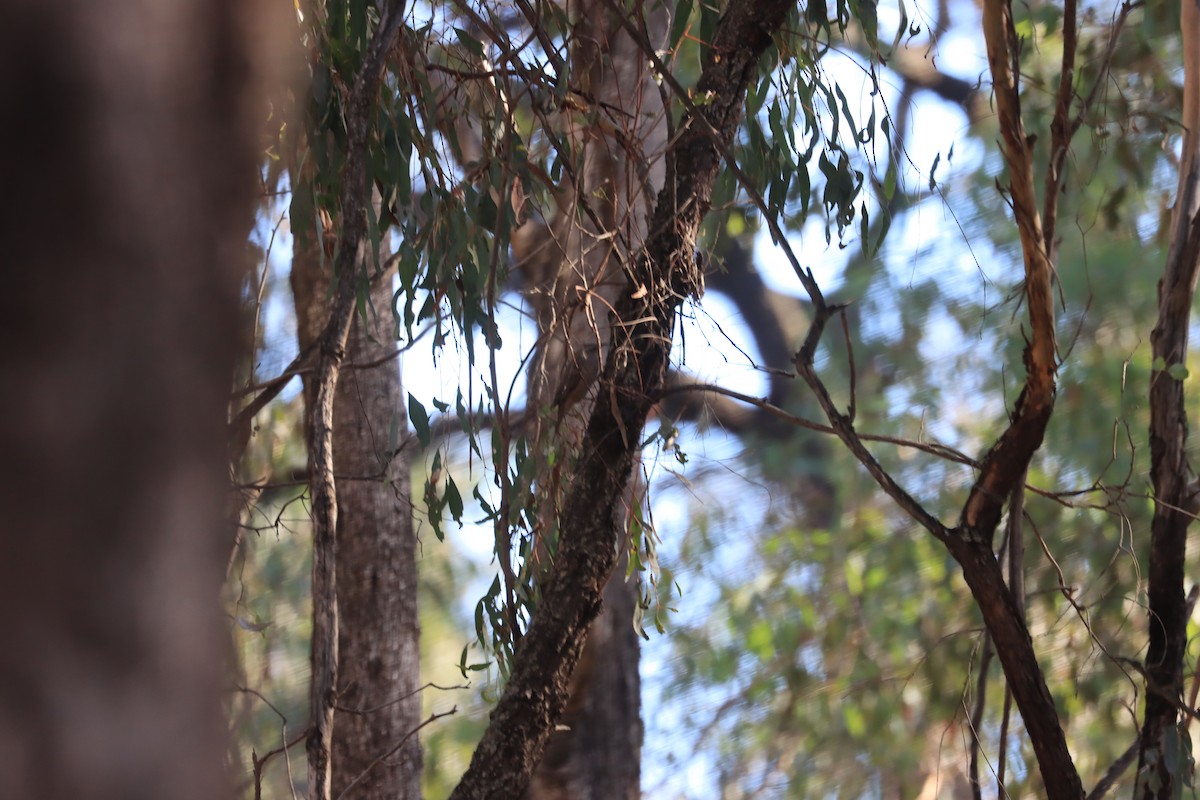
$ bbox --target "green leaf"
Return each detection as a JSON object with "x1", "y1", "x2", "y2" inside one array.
[
  {"x1": 474, "y1": 599, "x2": 487, "y2": 645},
  {"x1": 746, "y1": 620, "x2": 775, "y2": 659},
  {"x1": 669, "y1": 0, "x2": 694, "y2": 53},
  {"x1": 445, "y1": 475, "x2": 464, "y2": 521},
  {"x1": 457, "y1": 643, "x2": 470, "y2": 679},
  {"x1": 890, "y1": 0, "x2": 908, "y2": 51},
  {"x1": 1168, "y1": 363, "x2": 1190, "y2": 381},
  {"x1": 843, "y1": 705, "x2": 867, "y2": 738},
  {"x1": 453, "y1": 27, "x2": 485, "y2": 57},
  {"x1": 348, "y1": 0, "x2": 367, "y2": 47},
  {"x1": 852, "y1": 0, "x2": 879, "y2": 49},
  {"x1": 859, "y1": 203, "x2": 869, "y2": 255},
  {"x1": 408, "y1": 393, "x2": 431, "y2": 448},
  {"x1": 698, "y1": 0, "x2": 718, "y2": 62},
  {"x1": 844, "y1": 553, "x2": 865, "y2": 596}
]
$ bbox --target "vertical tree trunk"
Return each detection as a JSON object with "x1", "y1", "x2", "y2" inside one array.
[
  {"x1": 567, "y1": 563, "x2": 642, "y2": 797},
  {"x1": 521, "y1": 2, "x2": 668, "y2": 797},
  {"x1": 292, "y1": 233, "x2": 422, "y2": 799},
  {"x1": 1135, "y1": 1, "x2": 1200, "y2": 796},
  {"x1": 0, "y1": 2, "x2": 262, "y2": 799}
]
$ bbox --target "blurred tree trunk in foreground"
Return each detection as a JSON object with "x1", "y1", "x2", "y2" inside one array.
[{"x1": 0, "y1": 2, "x2": 272, "y2": 798}]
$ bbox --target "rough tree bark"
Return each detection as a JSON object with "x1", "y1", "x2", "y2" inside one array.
[
  {"x1": 448, "y1": 1, "x2": 796, "y2": 797},
  {"x1": 292, "y1": 6, "x2": 408, "y2": 799},
  {"x1": 292, "y1": 234, "x2": 422, "y2": 799},
  {"x1": 0, "y1": 2, "x2": 267, "y2": 799},
  {"x1": 1135, "y1": 1, "x2": 1200, "y2": 796}
]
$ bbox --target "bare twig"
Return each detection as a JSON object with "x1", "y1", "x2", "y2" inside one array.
[
  {"x1": 1086, "y1": 739, "x2": 1140, "y2": 800},
  {"x1": 335, "y1": 682, "x2": 469, "y2": 715},
  {"x1": 253, "y1": 729, "x2": 310, "y2": 800}
]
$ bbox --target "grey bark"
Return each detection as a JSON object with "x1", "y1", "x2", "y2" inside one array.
[
  {"x1": 288, "y1": 7, "x2": 407, "y2": 799},
  {"x1": 0, "y1": 2, "x2": 265, "y2": 798},
  {"x1": 292, "y1": 235, "x2": 422, "y2": 799}
]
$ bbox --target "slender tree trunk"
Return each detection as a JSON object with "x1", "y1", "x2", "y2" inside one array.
[
  {"x1": 1135, "y1": 2, "x2": 1200, "y2": 796},
  {"x1": 292, "y1": 233, "x2": 422, "y2": 799},
  {"x1": 0, "y1": 2, "x2": 264, "y2": 799}
]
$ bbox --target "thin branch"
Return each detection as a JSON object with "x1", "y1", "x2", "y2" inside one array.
[
  {"x1": 655, "y1": 380, "x2": 1115, "y2": 510},
  {"x1": 229, "y1": 342, "x2": 317, "y2": 462},
  {"x1": 1086, "y1": 739, "x2": 1140, "y2": 800},
  {"x1": 334, "y1": 682, "x2": 469, "y2": 716},
  {"x1": 234, "y1": 684, "x2": 307, "y2": 800},
  {"x1": 968, "y1": 634, "x2": 994, "y2": 800},
  {"x1": 253, "y1": 729, "x2": 310, "y2": 800},
  {"x1": 963, "y1": 0, "x2": 1057, "y2": 543},
  {"x1": 1041, "y1": 0, "x2": 1078, "y2": 254},
  {"x1": 1044, "y1": 0, "x2": 1142, "y2": 254},
  {"x1": 839, "y1": 308, "x2": 857, "y2": 424},
  {"x1": 486, "y1": 156, "x2": 522, "y2": 651}
]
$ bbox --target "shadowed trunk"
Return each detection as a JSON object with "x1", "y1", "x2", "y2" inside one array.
[
  {"x1": 1135, "y1": 1, "x2": 1200, "y2": 796},
  {"x1": 0, "y1": 2, "x2": 264, "y2": 798}
]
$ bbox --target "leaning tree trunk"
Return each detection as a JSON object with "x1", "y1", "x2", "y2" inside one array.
[
  {"x1": 292, "y1": 225, "x2": 422, "y2": 800},
  {"x1": 0, "y1": 2, "x2": 265, "y2": 799},
  {"x1": 520, "y1": 1, "x2": 669, "y2": 797}
]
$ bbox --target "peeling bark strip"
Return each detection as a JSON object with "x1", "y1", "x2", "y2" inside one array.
[
  {"x1": 941, "y1": 1, "x2": 1080, "y2": 795},
  {"x1": 1135, "y1": 2, "x2": 1200, "y2": 796},
  {"x1": 303, "y1": 5, "x2": 406, "y2": 800},
  {"x1": 447, "y1": 2, "x2": 795, "y2": 797}
]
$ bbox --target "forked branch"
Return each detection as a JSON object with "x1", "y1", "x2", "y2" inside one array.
[{"x1": 788, "y1": 0, "x2": 1088, "y2": 794}]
